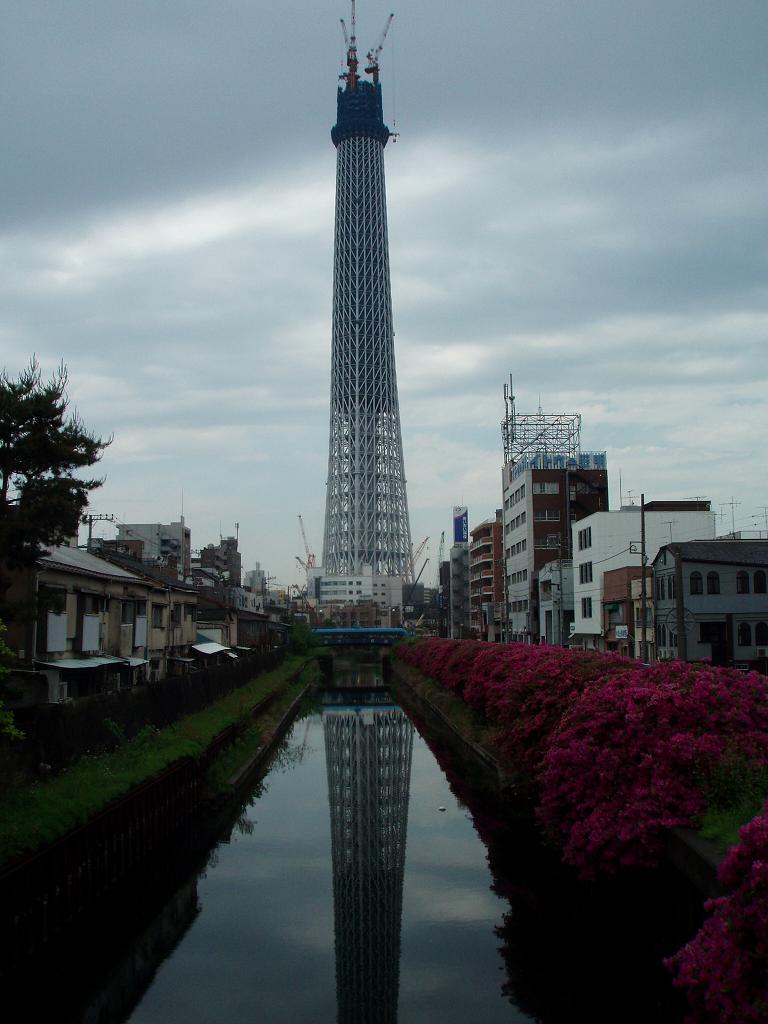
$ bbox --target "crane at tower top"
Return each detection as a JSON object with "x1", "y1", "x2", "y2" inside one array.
[
  {"x1": 339, "y1": 3, "x2": 394, "y2": 89},
  {"x1": 365, "y1": 13, "x2": 394, "y2": 83}
]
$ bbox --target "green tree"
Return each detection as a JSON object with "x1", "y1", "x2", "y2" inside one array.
[
  {"x1": 0, "y1": 619, "x2": 23, "y2": 739},
  {"x1": 0, "y1": 359, "x2": 109, "y2": 585}
]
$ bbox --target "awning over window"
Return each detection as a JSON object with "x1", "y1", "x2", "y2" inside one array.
[
  {"x1": 191, "y1": 642, "x2": 231, "y2": 656},
  {"x1": 34, "y1": 656, "x2": 135, "y2": 670}
]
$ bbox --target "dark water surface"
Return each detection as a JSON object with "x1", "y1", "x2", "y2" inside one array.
[
  {"x1": 21, "y1": 656, "x2": 694, "y2": 1023},
  {"x1": 124, "y1": 660, "x2": 530, "y2": 1024}
]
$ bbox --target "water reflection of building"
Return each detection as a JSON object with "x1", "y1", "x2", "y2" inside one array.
[{"x1": 323, "y1": 703, "x2": 414, "y2": 1024}]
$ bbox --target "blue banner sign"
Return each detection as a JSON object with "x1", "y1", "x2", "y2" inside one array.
[{"x1": 453, "y1": 506, "x2": 468, "y2": 544}]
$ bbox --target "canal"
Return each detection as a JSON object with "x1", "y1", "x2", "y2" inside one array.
[{"x1": 22, "y1": 655, "x2": 696, "y2": 1022}]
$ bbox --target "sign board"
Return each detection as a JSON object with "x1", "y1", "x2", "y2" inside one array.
[
  {"x1": 615, "y1": 625, "x2": 629, "y2": 640},
  {"x1": 453, "y1": 506, "x2": 468, "y2": 544}
]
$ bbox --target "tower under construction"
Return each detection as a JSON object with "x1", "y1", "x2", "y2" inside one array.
[{"x1": 322, "y1": 5, "x2": 413, "y2": 578}]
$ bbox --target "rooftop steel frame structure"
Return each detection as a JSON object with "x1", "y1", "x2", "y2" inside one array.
[
  {"x1": 502, "y1": 376, "x2": 582, "y2": 464},
  {"x1": 322, "y1": 7, "x2": 412, "y2": 579}
]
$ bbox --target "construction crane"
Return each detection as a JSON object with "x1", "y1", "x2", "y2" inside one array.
[
  {"x1": 365, "y1": 13, "x2": 394, "y2": 82},
  {"x1": 339, "y1": 0, "x2": 359, "y2": 90},
  {"x1": 297, "y1": 515, "x2": 316, "y2": 569},
  {"x1": 402, "y1": 536, "x2": 428, "y2": 584}
]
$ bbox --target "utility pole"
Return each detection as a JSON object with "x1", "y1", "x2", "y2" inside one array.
[
  {"x1": 81, "y1": 512, "x2": 115, "y2": 551},
  {"x1": 639, "y1": 495, "x2": 649, "y2": 663}
]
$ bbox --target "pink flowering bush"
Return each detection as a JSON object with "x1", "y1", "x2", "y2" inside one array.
[
  {"x1": 666, "y1": 801, "x2": 768, "y2": 1023},
  {"x1": 397, "y1": 639, "x2": 768, "y2": 1014},
  {"x1": 539, "y1": 662, "x2": 768, "y2": 875},
  {"x1": 396, "y1": 641, "x2": 768, "y2": 876}
]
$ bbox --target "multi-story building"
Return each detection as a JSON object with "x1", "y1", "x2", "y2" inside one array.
[
  {"x1": 5, "y1": 544, "x2": 198, "y2": 700},
  {"x1": 449, "y1": 507, "x2": 470, "y2": 639},
  {"x1": 244, "y1": 563, "x2": 266, "y2": 596},
  {"x1": 502, "y1": 453, "x2": 609, "y2": 643},
  {"x1": 313, "y1": 565, "x2": 403, "y2": 623},
  {"x1": 199, "y1": 535, "x2": 241, "y2": 587},
  {"x1": 653, "y1": 539, "x2": 768, "y2": 670},
  {"x1": 469, "y1": 511, "x2": 503, "y2": 640},
  {"x1": 537, "y1": 558, "x2": 573, "y2": 645},
  {"x1": 571, "y1": 501, "x2": 715, "y2": 651},
  {"x1": 116, "y1": 520, "x2": 191, "y2": 578},
  {"x1": 599, "y1": 565, "x2": 653, "y2": 659}
]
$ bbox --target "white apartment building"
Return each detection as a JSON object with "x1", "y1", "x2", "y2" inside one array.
[
  {"x1": 116, "y1": 520, "x2": 191, "y2": 577},
  {"x1": 313, "y1": 565, "x2": 403, "y2": 611},
  {"x1": 571, "y1": 501, "x2": 715, "y2": 649},
  {"x1": 501, "y1": 453, "x2": 609, "y2": 643}
]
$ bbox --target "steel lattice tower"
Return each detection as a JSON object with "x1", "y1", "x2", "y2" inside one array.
[{"x1": 322, "y1": 10, "x2": 412, "y2": 577}]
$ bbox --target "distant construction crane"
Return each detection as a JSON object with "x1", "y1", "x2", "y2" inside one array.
[
  {"x1": 297, "y1": 515, "x2": 316, "y2": 568},
  {"x1": 402, "y1": 536, "x2": 428, "y2": 585},
  {"x1": 296, "y1": 515, "x2": 317, "y2": 586}
]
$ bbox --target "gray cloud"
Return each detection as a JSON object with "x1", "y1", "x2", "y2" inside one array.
[{"x1": 2, "y1": 1, "x2": 766, "y2": 580}]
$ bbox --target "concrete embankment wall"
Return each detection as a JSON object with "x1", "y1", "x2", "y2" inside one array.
[{"x1": 1, "y1": 660, "x2": 313, "y2": 970}]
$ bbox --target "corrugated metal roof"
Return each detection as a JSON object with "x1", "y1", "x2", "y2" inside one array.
[
  {"x1": 40, "y1": 545, "x2": 145, "y2": 582},
  {"x1": 191, "y1": 641, "x2": 230, "y2": 656},
  {"x1": 35, "y1": 656, "x2": 126, "y2": 670}
]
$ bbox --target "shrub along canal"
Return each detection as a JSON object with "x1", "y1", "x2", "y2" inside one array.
[{"x1": 22, "y1": 654, "x2": 698, "y2": 1023}]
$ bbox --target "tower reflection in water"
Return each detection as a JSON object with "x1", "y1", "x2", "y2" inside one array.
[{"x1": 323, "y1": 689, "x2": 414, "y2": 1024}]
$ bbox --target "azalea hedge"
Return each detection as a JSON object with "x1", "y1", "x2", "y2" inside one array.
[{"x1": 395, "y1": 638, "x2": 768, "y2": 1023}]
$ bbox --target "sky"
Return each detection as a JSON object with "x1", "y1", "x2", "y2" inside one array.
[{"x1": 2, "y1": 0, "x2": 767, "y2": 588}]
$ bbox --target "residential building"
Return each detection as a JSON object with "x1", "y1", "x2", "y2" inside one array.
[
  {"x1": 653, "y1": 540, "x2": 768, "y2": 671},
  {"x1": 600, "y1": 565, "x2": 653, "y2": 659},
  {"x1": 199, "y1": 535, "x2": 241, "y2": 587},
  {"x1": 116, "y1": 520, "x2": 191, "y2": 578},
  {"x1": 571, "y1": 501, "x2": 715, "y2": 651},
  {"x1": 6, "y1": 546, "x2": 153, "y2": 701},
  {"x1": 244, "y1": 563, "x2": 267, "y2": 596},
  {"x1": 469, "y1": 511, "x2": 504, "y2": 640},
  {"x1": 537, "y1": 559, "x2": 573, "y2": 645},
  {"x1": 502, "y1": 453, "x2": 609, "y2": 643}
]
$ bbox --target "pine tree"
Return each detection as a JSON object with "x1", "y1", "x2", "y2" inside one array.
[{"x1": 0, "y1": 359, "x2": 110, "y2": 584}]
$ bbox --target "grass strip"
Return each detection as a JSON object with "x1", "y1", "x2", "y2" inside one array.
[
  {"x1": 206, "y1": 665, "x2": 319, "y2": 794},
  {"x1": 0, "y1": 656, "x2": 316, "y2": 868}
]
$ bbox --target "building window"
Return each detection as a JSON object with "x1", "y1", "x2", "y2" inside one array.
[
  {"x1": 121, "y1": 601, "x2": 135, "y2": 625},
  {"x1": 706, "y1": 571, "x2": 720, "y2": 595},
  {"x1": 689, "y1": 571, "x2": 703, "y2": 595},
  {"x1": 581, "y1": 596, "x2": 593, "y2": 618},
  {"x1": 755, "y1": 571, "x2": 767, "y2": 595},
  {"x1": 578, "y1": 527, "x2": 592, "y2": 550},
  {"x1": 151, "y1": 605, "x2": 165, "y2": 628},
  {"x1": 667, "y1": 575, "x2": 675, "y2": 599},
  {"x1": 534, "y1": 509, "x2": 560, "y2": 521},
  {"x1": 737, "y1": 622, "x2": 752, "y2": 647},
  {"x1": 736, "y1": 571, "x2": 750, "y2": 594},
  {"x1": 756, "y1": 622, "x2": 768, "y2": 646},
  {"x1": 579, "y1": 562, "x2": 593, "y2": 584}
]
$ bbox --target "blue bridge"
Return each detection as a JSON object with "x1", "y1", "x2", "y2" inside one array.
[{"x1": 311, "y1": 627, "x2": 409, "y2": 648}]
